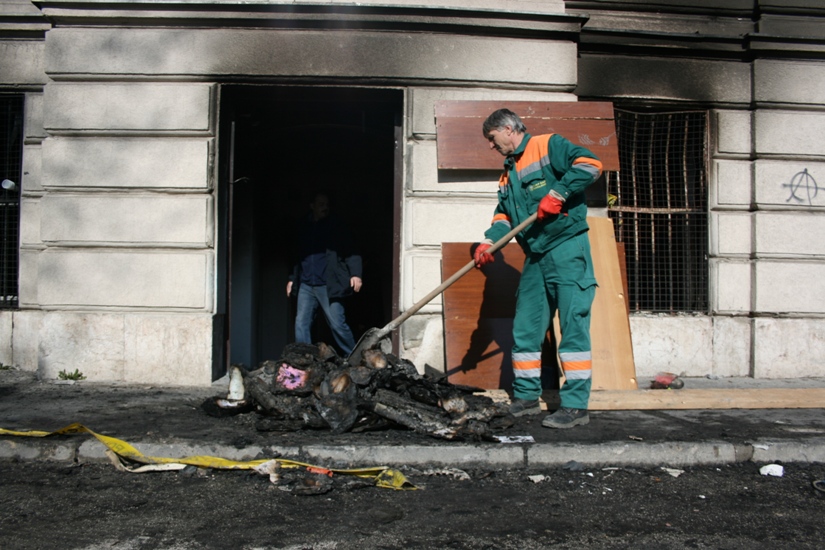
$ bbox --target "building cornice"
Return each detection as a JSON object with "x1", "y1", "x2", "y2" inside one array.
[
  {"x1": 0, "y1": 0, "x2": 50, "y2": 38},
  {"x1": 567, "y1": 0, "x2": 825, "y2": 60},
  {"x1": 31, "y1": 0, "x2": 587, "y2": 40}
]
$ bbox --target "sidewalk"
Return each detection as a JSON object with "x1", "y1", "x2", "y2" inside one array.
[{"x1": 2, "y1": 369, "x2": 825, "y2": 470}]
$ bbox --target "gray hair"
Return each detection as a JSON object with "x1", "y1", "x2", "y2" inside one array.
[{"x1": 482, "y1": 108, "x2": 527, "y2": 136}]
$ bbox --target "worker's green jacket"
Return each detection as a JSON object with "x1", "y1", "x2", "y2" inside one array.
[{"x1": 483, "y1": 133, "x2": 603, "y2": 256}]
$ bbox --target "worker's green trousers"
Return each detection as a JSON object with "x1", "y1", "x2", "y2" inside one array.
[{"x1": 511, "y1": 232, "x2": 597, "y2": 410}]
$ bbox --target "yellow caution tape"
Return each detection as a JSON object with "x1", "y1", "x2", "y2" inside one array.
[
  {"x1": 375, "y1": 467, "x2": 418, "y2": 490},
  {"x1": 0, "y1": 423, "x2": 416, "y2": 490}
]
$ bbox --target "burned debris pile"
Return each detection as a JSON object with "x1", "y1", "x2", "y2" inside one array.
[{"x1": 204, "y1": 343, "x2": 513, "y2": 441}]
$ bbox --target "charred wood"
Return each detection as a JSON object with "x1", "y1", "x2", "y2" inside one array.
[
  {"x1": 221, "y1": 342, "x2": 512, "y2": 441},
  {"x1": 314, "y1": 371, "x2": 360, "y2": 433},
  {"x1": 370, "y1": 402, "x2": 458, "y2": 440},
  {"x1": 372, "y1": 388, "x2": 446, "y2": 418}
]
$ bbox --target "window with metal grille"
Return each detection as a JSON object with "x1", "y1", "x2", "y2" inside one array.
[
  {"x1": 607, "y1": 109, "x2": 708, "y2": 313},
  {"x1": 0, "y1": 95, "x2": 23, "y2": 309}
]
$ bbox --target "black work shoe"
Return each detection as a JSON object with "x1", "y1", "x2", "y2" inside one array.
[
  {"x1": 509, "y1": 398, "x2": 541, "y2": 417},
  {"x1": 542, "y1": 407, "x2": 590, "y2": 429}
]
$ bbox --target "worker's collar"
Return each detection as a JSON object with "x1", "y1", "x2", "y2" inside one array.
[
  {"x1": 505, "y1": 133, "x2": 531, "y2": 169},
  {"x1": 511, "y1": 133, "x2": 530, "y2": 157}
]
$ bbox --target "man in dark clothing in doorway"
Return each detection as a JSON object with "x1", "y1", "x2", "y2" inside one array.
[{"x1": 286, "y1": 192, "x2": 363, "y2": 355}]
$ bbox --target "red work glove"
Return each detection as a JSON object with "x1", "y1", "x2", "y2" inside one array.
[
  {"x1": 474, "y1": 240, "x2": 494, "y2": 268},
  {"x1": 537, "y1": 192, "x2": 565, "y2": 220}
]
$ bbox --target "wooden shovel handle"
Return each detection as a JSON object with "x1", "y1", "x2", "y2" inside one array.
[{"x1": 383, "y1": 212, "x2": 538, "y2": 333}]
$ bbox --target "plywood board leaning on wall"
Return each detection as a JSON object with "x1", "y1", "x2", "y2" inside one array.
[
  {"x1": 586, "y1": 217, "x2": 637, "y2": 390},
  {"x1": 442, "y1": 217, "x2": 637, "y2": 392}
]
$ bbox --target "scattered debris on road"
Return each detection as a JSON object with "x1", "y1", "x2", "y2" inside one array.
[
  {"x1": 759, "y1": 464, "x2": 785, "y2": 477},
  {"x1": 420, "y1": 468, "x2": 471, "y2": 480},
  {"x1": 494, "y1": 435, "x2": 535, "y2": 444},
  {"x1": 563, "y1": 460, "x2": 586, "y2": 472},
  {"x1": 650, "y1": 372, "x2": 684, "y2": 390}
]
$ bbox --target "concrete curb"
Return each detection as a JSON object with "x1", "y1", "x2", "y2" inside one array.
[
  {"x1": 751, "y1": 437, "x2": 825, "y2": 464},
  {"x1": 303, "y1": 444, "x2": 527, "y2": 468},
  {"x1": 0, "y1": 440, "x2": 77, "y2": 462},
  {"x1": 4, "y1": 438, "x2": 825, "y2": 469},
  {"x1": 75, "y1": 440, "x2": 287, "y2": 463},
  {"x1": 527, "y1": 441, "x2": 739, "y2": 468}
]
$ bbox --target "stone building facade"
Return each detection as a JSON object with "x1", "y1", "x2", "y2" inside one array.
[{"x1": 1, "y1": 0, "x2": 823, "y2": 385}]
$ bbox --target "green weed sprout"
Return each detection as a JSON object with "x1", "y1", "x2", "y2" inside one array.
[{"x1": 58, "y1": 369, "x2": 86, "y2": 381}]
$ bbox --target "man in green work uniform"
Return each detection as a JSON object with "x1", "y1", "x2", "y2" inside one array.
[{"x1": 473, "y1": 108, "x2": 602, "y2": 428}]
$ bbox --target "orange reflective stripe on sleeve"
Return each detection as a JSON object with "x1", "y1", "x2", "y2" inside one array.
[
  {"x1": 573, "y1": 156, "x2": 603, "y2": 178},
  {"x1": 491, "y1": 213, "x2": 511, "y2": 225}
]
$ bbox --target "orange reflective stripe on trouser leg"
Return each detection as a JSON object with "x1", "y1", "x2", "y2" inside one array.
[
  {"x1": 512, "y1": 351, "x2": 541, "y2": 380},
  {"x1": 559, "y1": 351, "x2": 592, "y2": 381}
]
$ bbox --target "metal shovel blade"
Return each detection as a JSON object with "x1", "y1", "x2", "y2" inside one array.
[{"x1": 348, "y1": 326, "x2": 393, "y2": 365}]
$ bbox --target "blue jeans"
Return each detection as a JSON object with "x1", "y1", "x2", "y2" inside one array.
[{"x1": 295, "y1": 284, "x2": 356, "y2": 355}]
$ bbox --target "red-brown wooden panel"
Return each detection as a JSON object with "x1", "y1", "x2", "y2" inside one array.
[
  {"x1": 436, "y1": 101, "x2": 615, "y2": 119},
  {"x1": 443, "y1": 217, "x2": 637, "y2": 391},
  {"x1": 435, "y1": 100, "x2": 619, "y2": 171},
  {"x1": 441, "y1": 243, "x2": 559, "y2": 391}
]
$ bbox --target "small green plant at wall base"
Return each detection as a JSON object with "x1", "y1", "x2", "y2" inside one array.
[
  {"x1": 58, "y1": 369, "x2": 86, "y2": 381},
  {"x1": 0, "y1": 363, "x2": 11, "y2": 370}
]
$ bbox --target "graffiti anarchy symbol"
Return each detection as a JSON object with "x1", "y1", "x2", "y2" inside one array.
[{"x1": 783, "y1": 169, "x2": 821, "y2": 205}]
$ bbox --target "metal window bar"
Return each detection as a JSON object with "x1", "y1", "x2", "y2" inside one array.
[
  {"x1": 0, "y1": 95, "x2": 23, "y2": 309},
  {"x1": 607, "y1": 109, "x2": 708, "y2": 313}
]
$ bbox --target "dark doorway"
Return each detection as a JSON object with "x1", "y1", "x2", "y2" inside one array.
[
  {"x1": 215, "y1": 86, "x2": 401, "y2": 376},
  {"x1": 0, "y1": 94, "x2": 23, "y2": 310}
]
